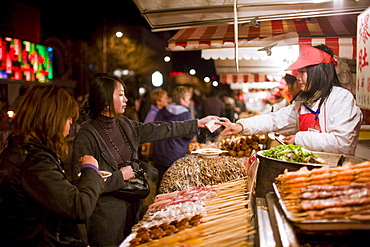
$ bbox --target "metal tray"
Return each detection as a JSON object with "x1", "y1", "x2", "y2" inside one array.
[
  {"x1": 272, "y1": 183, "x2": 370, "y2": 231},
  {"x1": 255, "y1": 150, "x2": 366, "y2": 197}
]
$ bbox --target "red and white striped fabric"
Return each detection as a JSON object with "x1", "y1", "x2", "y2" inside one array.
[
  {"x1": 299, "y1": 37, "x2": 356, "y2": 60},
  {"x1": 168, "y1": 14, "x2": 357, "y2": 58},
  {"x1": 220, "y1": 74, "x2": 270, "y2": 84}
]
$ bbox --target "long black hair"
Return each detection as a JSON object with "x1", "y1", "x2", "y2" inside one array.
[
  {"x1": 88, "y1": 73, "x2": 127, "y2": 119},
  {"x1": 299, "y1": 44, "x2": 343, "y2": 106}
]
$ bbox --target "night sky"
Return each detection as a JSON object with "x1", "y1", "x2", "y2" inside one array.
[
  {"x1": 32, "y1": 0, "x2": 152, "y2": 40},
  {"x1": 16, "y1": 0, "x2": 216, "y2": 78}
]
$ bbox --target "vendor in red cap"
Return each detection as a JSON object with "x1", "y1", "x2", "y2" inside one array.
[{"x1": 218, "y1": 44, "x2": 362, "y2": 155}]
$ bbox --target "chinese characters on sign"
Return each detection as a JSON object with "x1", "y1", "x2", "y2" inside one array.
[{"x1": 357, "y1": 8, "x2": 370, "y2": 109}]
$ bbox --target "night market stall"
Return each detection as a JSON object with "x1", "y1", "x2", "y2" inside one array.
[{"x1": 126, "y1": 1, "x2": 370, "y2": 246}]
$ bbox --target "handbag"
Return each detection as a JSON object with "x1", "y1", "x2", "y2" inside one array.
[{"x1": 114, "y1": 159, "x2": 158, "y2": 200}]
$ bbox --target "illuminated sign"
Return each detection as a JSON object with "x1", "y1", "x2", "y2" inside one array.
[
  {"x1": 169, "y1": 71, "x2": 183, "y2": 77},
  {"x1": 0, "y1": 36, "x2": 53, "y2": 82}
]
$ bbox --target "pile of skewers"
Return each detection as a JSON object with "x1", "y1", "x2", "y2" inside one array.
[
  {"x1": 120, "y1": 178, "x2": 255, "y2": 247},
  {"x1": 159, "y1": 155, "x2": 248, "y2": 194},
  {"x1": 276, "y1": 161, "x2": 370, "y2": 221}
]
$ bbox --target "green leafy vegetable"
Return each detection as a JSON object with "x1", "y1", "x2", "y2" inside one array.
[{"x1": 262, "y1": 144, "x2": 324, "y2": 164}]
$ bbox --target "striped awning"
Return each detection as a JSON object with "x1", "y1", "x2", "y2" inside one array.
[
  {"x1": 299, "y1": 37, "x2": 356, "y2": 59},
  {"x1": 220, "y1": 74, "x2": 271, "y2": 84},
  {"x1": 167, "y1": 14, "x2": 357, "y2": 58}
]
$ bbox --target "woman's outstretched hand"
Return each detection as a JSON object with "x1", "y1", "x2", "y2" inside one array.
[
  {"x1": 197, "y1": 116, "x2": 220, "y2": 128},
  {"x1": 218, "y1": 118, "x2": 243, "y2": 136},
  {"x1": 197, "y1": 116, "x2": 244, "y2": 136}
]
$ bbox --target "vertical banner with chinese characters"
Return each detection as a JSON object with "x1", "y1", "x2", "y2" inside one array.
[{"x1": 357, "y1": 7, "x2": 370, "y2": 109}]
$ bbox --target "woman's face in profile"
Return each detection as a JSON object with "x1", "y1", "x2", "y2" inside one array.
[
  {"x1": 64, "y1": 118, "x2": 73, "y2": 137},
  {"x1": 112, "y1": 81, "x2": 128, "y2": 116},
  {"x1": 297, "y1": 68, "x2": 308, "y2": 91}
]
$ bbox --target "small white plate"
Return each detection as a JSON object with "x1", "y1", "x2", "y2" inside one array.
[
  {"x1": 191, "y1": 148, "x2": 228, "y2": 158},
  {"x1": 99, "y1": 171, "x2": 112, "y2": 181}
]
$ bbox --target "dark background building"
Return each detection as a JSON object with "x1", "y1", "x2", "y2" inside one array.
[{"x1": 1, "y1": 0, "x2": 218, "y2": 110}]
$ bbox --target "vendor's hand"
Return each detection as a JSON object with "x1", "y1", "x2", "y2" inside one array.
[
  {"x1": 283, "y1": 135, "x2": 295, "y2": 144},
  {"x1": 120, "y1": 166, "x2": 134, "y2": 181},
  {"x1": 219, "y1": 122, "x2": 243, "y2": 136},
  {"x1": 197, "y1": 115, "x2": 220, "y2": 128},
  {"x1": 79, "y1": 155, "x2": 99, "y2": 169},
  {"x1": 217, "y1": 117, "x2": 231, "y2": 125}
]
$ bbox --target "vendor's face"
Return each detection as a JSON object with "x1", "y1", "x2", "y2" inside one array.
[
  {"x1": 112, "y1": 81, "x2": 128, "y2": 116},
  {"x1": 297, "y1": 68, "x2": 308, "y2": 91}
]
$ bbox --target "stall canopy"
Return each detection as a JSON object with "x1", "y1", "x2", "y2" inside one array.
[
  {"x1": 131, "y1": 0, "x2": 368, "y2": 32},
  {"x1": 167, "y1": 14, "x2": 358, "y2": 59},
  {"x1": 220, "y1": 74, "x2": 270, "y2": 84},
  {"x1": 131, "y1": 0, "x2": 367, "y2": 84},
  {"x1": 169, "y1": 14, "x2": 358, "y2": 82},
  {"x1": 210, "y1": 46, "x2": 300, "y2": 83}
]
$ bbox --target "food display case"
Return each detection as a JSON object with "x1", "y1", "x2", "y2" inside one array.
[
  {"x1": 254, "y1": 148, "x2": 370, "y2": 247},
  {"x1": 255, "y1": 150, "x2": 366, "y2": 197},
  {"x1": 255, "y1": 192, "x2": 370, "y2": 247}
]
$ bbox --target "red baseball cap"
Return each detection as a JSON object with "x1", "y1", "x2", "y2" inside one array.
[{"x1": 285, "y1": 45, "x2": 332, "y2": 71}]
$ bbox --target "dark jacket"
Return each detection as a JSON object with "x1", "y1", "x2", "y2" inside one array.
[
  {"x1": 201, "y1": 96, "x2": 226, "y2": 117},
  {"x1": 71, "y1": 114, "x2": 198, "y2": 246},
  {"x1": 152, "y1": 103, "x2": 194, "y2": 168},
  {"x1": 0, "y1": 138, "x2": 104, "y2": 247}
]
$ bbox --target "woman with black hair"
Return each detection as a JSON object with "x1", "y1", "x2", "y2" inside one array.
[
  {"x1": 219, "y1": 44, "x2": 362, "y2": 155},
  {"x1": 71, "y1": 73, "x2": 219, "y2": 247}
]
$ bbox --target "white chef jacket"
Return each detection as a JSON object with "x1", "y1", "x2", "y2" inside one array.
[{"x1": 237, "y1": 86, "x2": 363, "y2": 155}]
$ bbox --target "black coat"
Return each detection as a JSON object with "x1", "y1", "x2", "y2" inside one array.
[
  {"x1": 0, "y1": 138, "x2": 105, "y2": 247},
  {"x1": 71, "y1": 115, "x2": 198, "y2": 246}
]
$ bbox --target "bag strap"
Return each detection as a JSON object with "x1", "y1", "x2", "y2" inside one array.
[{"x1": 130, "y1": 158, "x2": 158, "y2": 182}]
